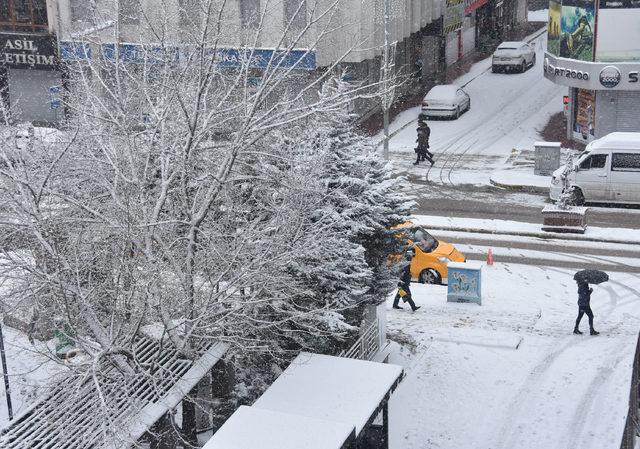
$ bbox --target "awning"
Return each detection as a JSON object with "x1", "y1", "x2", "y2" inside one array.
[
  {"x1": 253, "y1": 352, "x2": 403, "y2": 436},
  {"x1": 465, "y1": 0, "x2": 490, "y2": 14},
  {"x1": 203, "y1": 406, "x2": 356, "y2": 449}
]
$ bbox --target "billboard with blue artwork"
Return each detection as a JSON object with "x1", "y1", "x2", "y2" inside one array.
[
  {"x1": 547, "y1": 0, "x2": 595, "y2": 62},
  {"x1": 447, "y1": 262, "x2": 482, "y2": 305}
]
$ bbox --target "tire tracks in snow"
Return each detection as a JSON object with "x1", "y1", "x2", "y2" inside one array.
[
  {"x1": 564, "y1": 343, "x2": 631, "y2": 449},
  {"x1": 494, "y1": 336, "x2": 579, "y2": 449}
]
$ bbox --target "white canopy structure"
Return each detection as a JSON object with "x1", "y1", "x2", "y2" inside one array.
[
  {"x1": 205, "y1": 352, "x2": 404, "y2": 449},
  {"x1": 203, "y1": 406, "x2": 356, "y2": 449}
]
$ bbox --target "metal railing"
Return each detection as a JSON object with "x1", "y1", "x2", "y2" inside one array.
[
  {"x1": 340, "y1": 319, "x2": 381, "y2": 361},
  {"x1": 620, "y1": 332, "x2": 640, "y2": 449}
]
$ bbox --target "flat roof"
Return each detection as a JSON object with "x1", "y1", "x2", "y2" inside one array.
[
  {"x1": 203, "y1": 406, "x2": 355, "y2": 449},
  {"x1": 253, "y1": 352, "x2": 403, "y2": 435}
]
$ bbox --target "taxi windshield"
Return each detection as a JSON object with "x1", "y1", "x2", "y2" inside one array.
[{"x1": 411, "y1": 227, "x2": 438, "y2": 252}]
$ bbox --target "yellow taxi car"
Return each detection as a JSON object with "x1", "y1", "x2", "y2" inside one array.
[{"x1": 393, "y1": 222, "x2": 466, "y2": 284}]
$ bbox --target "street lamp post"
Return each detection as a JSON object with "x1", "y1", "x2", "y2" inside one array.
[{"x1": 0, "y1": 321, "x2": 13, "y2": 420}]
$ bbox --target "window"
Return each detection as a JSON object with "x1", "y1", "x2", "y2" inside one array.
[
  {"x1": 70, "y1": 0, "x2": 94, "y2": 22},
  {"x1": 284, "y1": 0, "x2": 306, "y2": 29},
  {"x1": 119, "y1": 0, "x2": 141, "y2": 25},
  {"x1": 612, "y1": 153, "x2": 640, "y2": 171},
  {"x1": 0, "y1": 0, "x2": 48, "y2": 32},
  {"x1": 179, "y1": 0, "x2": 201, "y2": 31},
  {"x1": 240, "y1": 0, "x2": 260, "y2": 29},
  {"x1": 579, "y1": 154, "x2": 607, "y2": 170}
]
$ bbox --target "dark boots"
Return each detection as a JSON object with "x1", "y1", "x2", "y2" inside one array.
[
  {"x1": 573, "y1": 328, "x2": 583, "y2": 335},
  {"x1": 574, "y1": 327, "x2": 599, "y2": 335},
  {"x1": 590, "y1": 329, "x2": 599, "y2": 335}
]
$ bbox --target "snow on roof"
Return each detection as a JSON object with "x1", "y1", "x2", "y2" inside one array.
[
  {"x1": 203, "y1": 406, "x2": 355, "y2": 449},
  {"x1": 498, "y1": 41, "x2": 525, "y2": 48},
  {"x1": 588, "y1": 132, "x2": 640, "y2": 151},
  {"x1": 0, "y1": 337, "x2": 228, "y2": 449},
  {"x1": 252, "y1": 352, "x2": 403, "y2": 435},
  {"x1": 425, "y1": 85, "x2": 459, "y2": 99}
]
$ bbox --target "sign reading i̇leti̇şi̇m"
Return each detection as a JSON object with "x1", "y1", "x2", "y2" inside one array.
[{"x1": 0, "y1": 34, "x2": 58, "y2": 70}]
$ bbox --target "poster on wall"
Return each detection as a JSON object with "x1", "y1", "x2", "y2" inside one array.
[
  {"x1": 558, "y1": 0, "x2": 595, "y2": 61},
  {"x1": 444, "y1": 0, "x2": 465, "y2": 33},
  {"x1": 596, "y1": 0, "x2": 640, "y2": 61},
  {"x1": 547, "y1": 1, "x2": 562, "y2": 55},
  {"x1": 573, "y1": 89, "x2": 596, "y2": 142}
]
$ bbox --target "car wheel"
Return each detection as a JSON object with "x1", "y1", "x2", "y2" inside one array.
[
  {"x1": 568, "y1": 187, "x2": 585, "y2": 206},
  {"x1": 419, "y1": 268, "x2": 441, "y2": 284},
  {"x1": 520, "y1": 60, "x2": 526, "y2": 72},
  {"x1": 491, "y1": 65, "x2": 497, "y2": 73}
]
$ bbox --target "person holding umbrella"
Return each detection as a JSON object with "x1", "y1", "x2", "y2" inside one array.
[{"x1": 573, "y1": 269, "x2": 609, "y2": 335}]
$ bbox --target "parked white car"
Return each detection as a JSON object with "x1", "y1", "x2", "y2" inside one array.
[
  {"x1": 492, "y1": 41, "x2": 536, "y2": 73},
  {"x1": 549, "y1": 132, "x2": 640, "y2": 205},
  {"x1": 421, "y1": 85, "x2": 470, "y2": 120}
]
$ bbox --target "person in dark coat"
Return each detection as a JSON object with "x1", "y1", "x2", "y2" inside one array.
[
  {"x1": 574, "y1": 280, "x2": 599, "y2": 335},
  {"x1": 393, "y1": 252, "x2": 421, "y2": 311},
  {"x1": 414, "y1": 118, "x2": 434, "y2": 166}
]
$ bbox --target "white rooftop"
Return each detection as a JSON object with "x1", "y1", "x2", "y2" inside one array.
[
  {"x1": 252, "y1": 352, "x2": 403, "y2": 435},
  {"x1": 202, "y1": 406, "x2": 355, "y2": 449},
  {"x1": 587, "y1": 132, "x2": 640, "y2": 150}
]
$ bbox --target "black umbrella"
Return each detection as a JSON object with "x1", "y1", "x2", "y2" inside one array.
[{"x1": 574, "y1": 269, "x2": 609, "y2": 284}]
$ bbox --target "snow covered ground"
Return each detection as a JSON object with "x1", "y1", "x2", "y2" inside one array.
[
  {"x1": 381, "y1": 30, "x2": 565, "y2": 189},
  {"x1": 387, "y1": 263, "x2": 639, "y2": 449}
]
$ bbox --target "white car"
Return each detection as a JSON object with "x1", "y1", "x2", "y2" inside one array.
[
  {"x1": 492, "y1": 41, "x2": 536, "y2": 73},
  {"x1": 421, "y1": 85, "x2": 470, "y2": 120}
]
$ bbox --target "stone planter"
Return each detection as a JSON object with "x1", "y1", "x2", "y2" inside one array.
[{"x1": 541, "y1": 205, "x2": 589, "y2": 234}]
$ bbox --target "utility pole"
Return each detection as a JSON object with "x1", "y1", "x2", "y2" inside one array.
[
  {"x1": 381, "y1": 0, "x2": 395, "y2": 161},
  {"x1": 0, "y1": 321, "x2": 13, "y2": 420}
]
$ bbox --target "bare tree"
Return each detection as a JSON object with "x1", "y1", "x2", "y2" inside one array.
[{"x1": 0, "y1": 0, "x2": 406, "y2": 445}]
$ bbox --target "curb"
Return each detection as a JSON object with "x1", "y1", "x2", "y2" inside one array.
[
  {"x1": 489, "y1": 177, "x2": 549, "y2": 194},
  {"x1": 425, "y1": 224, "x2": 640, "y2": 246}
]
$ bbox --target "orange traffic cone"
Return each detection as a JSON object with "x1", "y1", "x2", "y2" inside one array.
[{"x1": 487, "y1": 248, "x2": 494, "y2": 266}]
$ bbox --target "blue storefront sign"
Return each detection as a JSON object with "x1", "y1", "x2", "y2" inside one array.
[
  {"x1": 59, "y1": 41, "x2": 316, "y2": 70},
  {"x1": 447, "y1": 262, "x2": 483, "y2": 305}
]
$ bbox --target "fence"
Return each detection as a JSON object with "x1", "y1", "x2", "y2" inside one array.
[
  {"x1": 340, "y1": 319, "x2": 381, "y2": 361},
  {"x1": 620, "y1": 332, "x2": 640, "y2": 449}
]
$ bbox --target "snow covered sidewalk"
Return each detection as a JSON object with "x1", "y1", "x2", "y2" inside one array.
[{"x1": 387, "y1": 263, "x2": 639, "y2": 449}]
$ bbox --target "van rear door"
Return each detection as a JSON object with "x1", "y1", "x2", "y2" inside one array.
[
  {"x1": 576, "y1": 153, "x2": 611, "y2": 202},
  {"x1": 610, "y1": 152, "x2": 640, "y2": 204}
]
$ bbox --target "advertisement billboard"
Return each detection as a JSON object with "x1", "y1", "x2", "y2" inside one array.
[
  {"x1": 548, "y1": 1, "x2": 562, "y2": 56},
  {"x1": 596, "y1": 0, "x2": 640, "y2": 62},
  {"x1": 573, "y1": 89, "x2": 596, "y2": 142},
  {"x1": 559, "y1": 0, "x2": 595, "y2": 61}
]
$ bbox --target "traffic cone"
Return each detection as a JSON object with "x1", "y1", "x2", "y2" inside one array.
[{"x1": 487, "y1": 248, "x2": 494, "y2": 266}]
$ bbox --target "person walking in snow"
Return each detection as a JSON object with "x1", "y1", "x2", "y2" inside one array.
[
  {"x1": 574, "y1": 280, "x2": 599, "y2": 335},
  {"x1": 393, "y1": 251, "x2": 421, "y2": 311},
  {"x1": 414, "y1": 115, "x2": 434, "y2": 166}
]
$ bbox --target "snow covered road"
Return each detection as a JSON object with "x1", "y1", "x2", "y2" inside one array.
[
  {"x1": 383, "y1": 29, "x2": 565, "y2": 188},
  {"x1": 387, "y1": 264, "x2": 639, "y2": 449}
]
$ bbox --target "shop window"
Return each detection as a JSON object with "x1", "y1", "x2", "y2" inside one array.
[
  {"x1": 0, "y1": 0, "x2": 49, "y2": 33},
  {"x1": 240, "y1": 0, "x2": 260, "y2": 29},
  {"x1": 612, "y1": 153, "x2": 640, "y2": 171},
  {"x1": 284, "y1": 0, "x2": 306, "y2": 29}
]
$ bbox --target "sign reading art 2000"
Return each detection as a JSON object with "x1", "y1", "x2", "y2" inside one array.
[
  {"x1": 544, "y1": 52, "x2": 640, "y2": 90},
  {"x1": 0, "y1": 34, "x2": 58, "y2": 70}
]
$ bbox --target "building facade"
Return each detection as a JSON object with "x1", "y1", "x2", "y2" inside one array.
[
  {"x1": 0, "y1": 0, "x2": 62, "y2": 124},
  {"x1": 544, "y1": 0, "x2": 640, "y2": 143}
]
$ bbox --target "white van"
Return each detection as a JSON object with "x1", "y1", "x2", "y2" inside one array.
[{"x1": 549, "y1": 132, "x2": 640, "y2": 205}]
